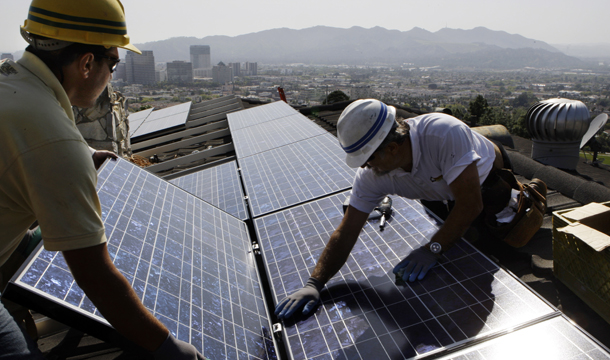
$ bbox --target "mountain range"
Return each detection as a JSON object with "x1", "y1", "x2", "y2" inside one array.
[{"x1": 130, "y1": 26, "x2": 593, "y2": 70}]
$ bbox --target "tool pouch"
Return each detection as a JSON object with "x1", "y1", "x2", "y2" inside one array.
[{"x1": 483, "y1": 169, "x2": 547, "y2": 248}]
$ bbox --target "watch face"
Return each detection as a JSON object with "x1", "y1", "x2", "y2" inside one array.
[{"x1": 429, "y1": 242, "x2": 442, "y2": 254}]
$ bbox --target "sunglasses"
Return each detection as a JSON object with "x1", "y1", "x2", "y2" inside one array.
[{"x1": 95, "y1": 54, "x2": 121, "y2": 73}]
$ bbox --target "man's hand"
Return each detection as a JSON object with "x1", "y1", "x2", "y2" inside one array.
[
  {"x1": 274, "y1": 205, "x2": 366, "y2": 320},
  {"x1": 275, "y1": 277, "x2": 324, "y2": 319},
  {"x1": 153, "y1": 334, "x2": 204, "y2": 360},
  {"x1": 393, "y1": 246, "x2": 438, "y2": 283},
  {"x1": 92, "y1": 150, "x2": 117, "y2": 170}
]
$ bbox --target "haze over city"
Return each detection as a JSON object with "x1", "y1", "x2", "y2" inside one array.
[{"x1": 1, "y1": 0, "x2": 609, "y2": 54}]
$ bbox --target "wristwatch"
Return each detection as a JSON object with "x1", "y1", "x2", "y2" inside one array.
[{"x1": 429, "y1": 242, "x2": 443, "y2": 255}]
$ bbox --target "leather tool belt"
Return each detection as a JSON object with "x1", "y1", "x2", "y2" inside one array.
[{"x1": 482, "y1": 169, "x2": 547, "y2": 248}]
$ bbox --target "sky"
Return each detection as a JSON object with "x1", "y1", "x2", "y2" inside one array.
[{"x1": 1, "y1": 0, "x2": 608, "y2": 54}]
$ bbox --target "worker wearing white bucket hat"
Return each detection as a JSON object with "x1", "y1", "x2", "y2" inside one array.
[{"x1": 275, "y1": 99, "x2": 544, "y2": 320}]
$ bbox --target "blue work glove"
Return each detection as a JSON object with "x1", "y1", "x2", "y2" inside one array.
[
  {"x1": 153, "y1": 333, "x2": 204, "y2": 360},
  {"x1": 393, "y1": 246, "x2": 438, "y2": 283},
  {"x1": 275, "y1": 277, "x2": 324, "y2": 319}
]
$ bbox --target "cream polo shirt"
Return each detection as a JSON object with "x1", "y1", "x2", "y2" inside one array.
[
  {"x1": 0, "y1": 52, "x2": 107, "y2": 267},
  {"x1": 350, "y1": 113, "x2": 496, "y2": 214}
]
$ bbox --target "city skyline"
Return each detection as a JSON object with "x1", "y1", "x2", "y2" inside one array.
[{"x1": 1, "y1": 0, "x2": 609, "y2": 54}]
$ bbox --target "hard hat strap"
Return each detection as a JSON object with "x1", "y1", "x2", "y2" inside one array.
[{"x1": 21, "y1": 28, "x2": 73, "y2": 51}]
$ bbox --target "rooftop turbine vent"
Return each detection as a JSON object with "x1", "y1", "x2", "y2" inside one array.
[{"x1": 526, "y1": 98, "x2": 591, "y2": 170}]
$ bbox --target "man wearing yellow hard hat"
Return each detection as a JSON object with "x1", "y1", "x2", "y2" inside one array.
[{"x1": 0, "y1": 1, "x2": 203, "y2": 358}]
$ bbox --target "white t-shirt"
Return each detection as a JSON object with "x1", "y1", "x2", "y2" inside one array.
[{"x1": 350, "y1": 113, "x2": 496, "y2": 213}]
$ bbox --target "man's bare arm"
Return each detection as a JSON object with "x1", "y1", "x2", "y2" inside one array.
[
  {"x1": 393, "y1": 162, "x2": 484, "y2": 282},
  {"x1": 62, "y1": 243, "x2": 168, "y2": 352},
  {"x1": 311, "y1": 205, "x2": 370, "y2": 284},
  {"x1": 275, "y1": 205, "x2": 369, "y2": 319},
  {"x1": 429, "y1": 162, "x2": 484, "y2": 250}
]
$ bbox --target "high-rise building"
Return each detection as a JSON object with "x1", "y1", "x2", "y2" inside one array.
[
  {"x1": 125, "y1": 50, "x2": 156, "y2": 85},
  {"x1": 190, "y1": 45, "x2": 211, "y2": 70},
  {"x1": 245, "y1": 62, "x2": 257, "y2": 76},
  {"x1": 193, "y1": 68, "x2": 212, "y2": 78},
  {"x1": 167, "y1": 61, "x2": 193, "y2": 83},
  {"x1": 229, "y1": 62, "x2": 241, "y2": 77},
  {"x1": 212, "y1": 62, "x2": 233, "y2": 84},
  {"x1": 1, "y1": 53, "x2": 14, "y2": 61},
  {"x1": 113, "y1": 62, "x2": 127, "y2": 82},
  {"x1": 156, "y1": 69, "x2": 167, "y2": 83}
]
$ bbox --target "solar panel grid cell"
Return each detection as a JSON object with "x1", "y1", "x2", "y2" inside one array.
[
  {"x1": 9, "y1": 158, "x2": 276, "y2": 360},
  {"x1": 240, "y1": 133, "x2": 356, "y2": 217},
  {"x1": 231, "y1": 114, "x2": 327, "y2": 158},
  {"x1": 170, "y1": 161, "x2": 248, "y2": 220},
  {"x1": 255, "y1": 192, "x2": 556, "y2": 360},
  {"x1": 228, "y1": 101, "x2": 297, "y2": 131}
]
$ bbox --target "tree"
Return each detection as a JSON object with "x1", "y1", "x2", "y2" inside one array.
[
  {"x1": 447, "y1": 104, "x2": 467, "y2": 121},
  {"x1": 511, "y1": 92, "x2": 538, "y2": 108},
  {"x1": 468, "y1": 95, "x2": 489, "y2": 126},
  {"x1": 323, "y1": 90, "x2": 349, "y2": 105},
  {"x1": 479, "y1": 107, "x2": 506, "y2": 126},
  {"x1": 510, "y1": 108, "x2": 530, "y2": 138}
]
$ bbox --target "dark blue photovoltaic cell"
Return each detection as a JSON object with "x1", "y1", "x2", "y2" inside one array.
[
  {"x1": 231, "y1": 113, "x2": 327, "y2": 158},
  {"x1": 255, "y1": 192, "x2": 556, "y2": 360},
  {"x1": 240, "y1": 133, "x2": 356, "y2": 217},
  {"x1": 437, "y1": 316, "x2": 610, "y2": 359},
  {"x1": 11, "y1": 158, "x2": 276, "y2": 360},
  {"x1": 170, "y1": 161, "x2": 248, "y2": 220}
]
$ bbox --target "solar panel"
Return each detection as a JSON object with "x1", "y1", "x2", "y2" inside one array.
[
  {"x1": 127, "y1": 107, "x2": 154, "y2": 137},
  {"x1": 4, "y1": 158, "x2": 276, "y2": 360},
  {"x1": 231, "y1": 113, "x2": 327, "y2": 158},
  {"x1": 228, "y1": 101, "x2": 297, "y2": 131},
  {"x1": 130, "y1": 102, "x2": 192, "y2": 138},
  {"x1": 240, "y1": 133, "x2": 356, "y2": 217},
  {"x1": 170, "y1": 161, "x2": 248, "y2": 220},
  {"x1": 436, "y1": 316, "x2": 610, "y2": 359},
  {"x1": 255, "y1": 192, "x2": 556, "y2": 359}
]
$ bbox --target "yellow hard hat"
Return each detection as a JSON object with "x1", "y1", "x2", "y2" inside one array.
[{"x1": 21, "y1": 0, "x2": 141, "y2": 54}]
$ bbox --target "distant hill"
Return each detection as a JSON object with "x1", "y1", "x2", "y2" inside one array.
[
  {"x1": 552, "y1": 43, "x2": 610, "y2": 62},
  {"x1": 437, "y1": 48, "x2": 585, "y2": 70},
  {"x1": 130, "y1": 26, "x2": 589, "y2": 70}
]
